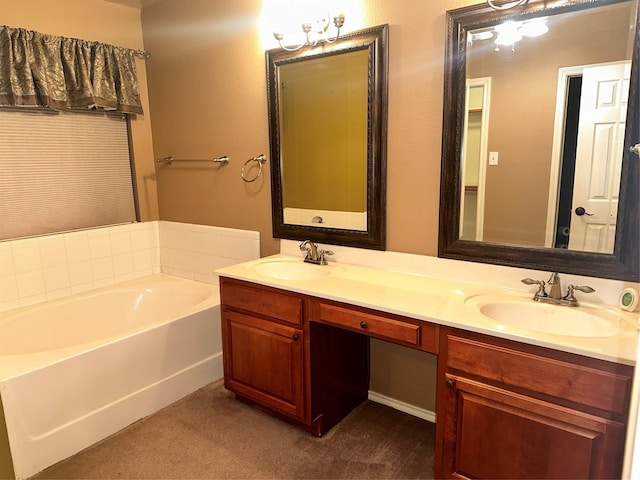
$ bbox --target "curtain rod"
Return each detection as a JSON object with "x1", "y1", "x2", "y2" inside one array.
[
  {"x1": 133, "y1": 49, "x2": 151, "y2": 60},
  {"x1": 1, "y1": 24, "x2": 151, "y2": 60}
]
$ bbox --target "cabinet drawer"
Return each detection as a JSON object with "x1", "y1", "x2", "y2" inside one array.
[
  {"x1": 221, "y1": 279, "x2": 303, "y2": 326},
  {"x1": 315, "y1": 302, "x2": 437, "y2": 352},
  {"x1": 445, "y1": 334, "x2": 632, "y2": 415}
]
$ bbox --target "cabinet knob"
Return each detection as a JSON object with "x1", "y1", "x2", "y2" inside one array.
[
  {"x1": 292, "y1": 333, "x2": 299, "y2": 341},
  {"x1": 360, "y1": 320, "x2": 368, "y2": 329},
  {"x1": 445, "y1": 379, "x2": 455, "y2": 389}
]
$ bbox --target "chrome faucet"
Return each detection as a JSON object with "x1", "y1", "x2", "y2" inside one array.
[
  {"x1": 299, "y1": 240, "x2": 334, "y2": 265},
  {"x1": 521, "y1": 272, "x2": 594, "y2": 307},
  {"x1": 546, "y1": 272, "x2": 562, "y2": 300}
]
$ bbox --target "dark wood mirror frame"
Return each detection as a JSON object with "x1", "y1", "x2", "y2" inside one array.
[
  {"x1": 439, "y1": 0, "x2": 639, "y2": 281},
  {"x1": 266, "y1": 24, "x2": 388, "y2": 250}
]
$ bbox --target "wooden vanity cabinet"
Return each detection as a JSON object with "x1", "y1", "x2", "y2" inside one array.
[
  {"x1": 435, "y1": 328, "x2": 634, "y2": 479},
  {"x1": 220, "y1": 277, "x2": 370, "y2": 436},
  {"x1": 220, "y1": 278, "x2": 306, "y2": 422},
  {"x1": 221, "y1": 276, "x2": 634, "y2": 477},
  {"x1": 220, "y1": 278, "x2": 438, "y2": 436}
]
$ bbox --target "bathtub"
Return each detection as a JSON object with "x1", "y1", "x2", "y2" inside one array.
[{"x1": 0, "y1": 274, "x2": 222, "y2": 480}]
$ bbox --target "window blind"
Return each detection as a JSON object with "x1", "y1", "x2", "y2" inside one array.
[{"x1": 0, "y1": 109, "x2": 137, "y2": 240}]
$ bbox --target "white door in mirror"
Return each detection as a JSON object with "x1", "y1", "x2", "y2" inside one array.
[{"x1": 569, "y1": 61, "x2": 630, "y2": 252}]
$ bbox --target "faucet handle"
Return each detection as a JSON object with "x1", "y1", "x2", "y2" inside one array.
[
  {"x1": 566, "y1": 284, "x2": 595, "y2": 296},
  {"x1": 563, "y1": 284, "x2": 595, "y2": 306},
  {"x1": 522, "y1": 278, "x2": 547, "y2": 298},
  {"x1": 318, "y1": 249, "x2": 334, "y2": 265},
  {"x1": 571, "y1": 285, "x2": 595, "y2": 294}
]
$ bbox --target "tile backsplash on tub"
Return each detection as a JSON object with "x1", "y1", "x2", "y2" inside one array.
[
  {"x1": 0, "y1": 221, "x2": 260, "y2": 312},
  {"x1": 0, "y1": 222, "x2": 160, "y2": 311},
  {"x1": 158, "y1": 221, "x2": 260, "y2": 284}
]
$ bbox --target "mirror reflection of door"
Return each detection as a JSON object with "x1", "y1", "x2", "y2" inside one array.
[
  {"x1": 569, "y1": 61, "x2": 630, "y2": 252},
  {"x1": 548, "y1": 61, "x2": 630, "y2": 253},
  {"x1": 461, "y1": 79, "x2": 491, "y2": 241},
  {"x1": 463, "y1": 0, "x2": 635, "y2": 252}
]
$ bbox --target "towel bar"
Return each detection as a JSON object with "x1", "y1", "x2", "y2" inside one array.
[{"x1": 157, "y1": 156, "x2": 229, "y2": 165}]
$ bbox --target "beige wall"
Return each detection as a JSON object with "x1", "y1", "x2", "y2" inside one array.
[
  {"x1": 142, "y1": 0, "x2": 470, "y2": 257},
  {"x1": 141, "y1": 0, "x2": 278, "y2": 253},
  {"x1": 370, "y1": 340, "x2": 439, "y2": 413},
  {"x1": 1, "y1": 0, "x2": 160, "y2": 223}
]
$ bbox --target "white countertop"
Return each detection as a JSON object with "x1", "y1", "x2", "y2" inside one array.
[{"x1": 216, "y1": 254, "x2": 639, "y2": 365}]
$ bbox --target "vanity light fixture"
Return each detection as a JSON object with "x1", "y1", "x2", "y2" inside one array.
[
  {"x1": 273, "y1": 13, "x2": 345, "y2": 51},
  {"x1": 494, "y1": 18, "x2": 549, "y2": 51},
  {"x1": 472, "y1": 31, "x2": 494, "y2": 41},
  {"x1": 494, "y1": 20, "x2": 523, "y2": 50},
  {"x1": 519, "y1": 17, "x2": 549, "y2": 37}
]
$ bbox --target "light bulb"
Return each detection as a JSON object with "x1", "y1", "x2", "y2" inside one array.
[{"x1": 519, "y1": 18, "x2": 549, "y2": 37}]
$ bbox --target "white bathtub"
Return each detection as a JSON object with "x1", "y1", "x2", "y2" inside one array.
[{"x1": 0, "y1": 274, "x2": 221, "y2": 479}]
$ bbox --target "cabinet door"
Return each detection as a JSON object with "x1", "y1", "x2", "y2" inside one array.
[
  {"x1": 439, "y1": 374, "x2": 625, "y2": 479},
  {"x1": 222, "y1": 309, "x2": 305, "y2": 421}
]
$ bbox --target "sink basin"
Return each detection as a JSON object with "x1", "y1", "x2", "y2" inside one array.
[
  {"x1": 465, "y1": 294, "x2": 620, "y2": 338},
  {"x1": 253, "y1": 260, "x2": 331, "y2": 281}
]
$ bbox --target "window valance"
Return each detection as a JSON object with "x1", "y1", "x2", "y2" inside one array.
[{"x1": 0, "y1": 25, "x2": 147, "y2": 114}]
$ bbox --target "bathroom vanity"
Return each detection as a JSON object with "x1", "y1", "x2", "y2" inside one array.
[
  {"x1": 437, "y1": 329, "x2": 631, "y2": 478},
  {"x1": 218, "y1": 255, "x2": 637, "y2": 479}
]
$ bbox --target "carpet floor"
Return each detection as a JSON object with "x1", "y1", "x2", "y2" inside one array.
[
  {"x1": 31, "y1": 380, "x2": 435, "y2": 479},
  {"x1": 32, "y1": 380, "x2": 434, "y2": 479}
]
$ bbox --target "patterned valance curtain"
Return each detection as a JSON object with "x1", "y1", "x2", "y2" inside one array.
[{"x1": 0, "y1": 25, "x2": 146, "y2": 114}]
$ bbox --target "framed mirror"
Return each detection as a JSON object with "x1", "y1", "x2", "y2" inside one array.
[
  {"x1": 439, "y1": 0, "x2": 639, "y2": 281},
  {"x1": 267, "y1": 24, "x2": 388, "y2": 250}
]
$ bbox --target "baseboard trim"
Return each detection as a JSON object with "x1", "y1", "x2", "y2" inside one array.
[{"x1": 368, "y1": 391, "x2": 436, "y2": 423}]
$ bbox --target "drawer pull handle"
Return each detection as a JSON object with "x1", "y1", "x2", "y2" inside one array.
[
  {"x1": 445, "y1": 379, "x2": 455, "y2": 389},
  {"x1": 292, "y1": 333, "x2": 299, "y2": 341},
  {"x1": 360, "y1": 321, "x2": 368, "y2": 329}
]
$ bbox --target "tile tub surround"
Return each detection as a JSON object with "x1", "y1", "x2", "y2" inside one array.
[
  {"x1": 159, "y1": 221, "x2": 260, "y2": 284},
  {"x1": 0, "y1": 221, "x2": 260, "y2": 312}
]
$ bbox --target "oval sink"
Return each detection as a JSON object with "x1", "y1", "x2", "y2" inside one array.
[
  {"x1": 253, "y1": 260, "x2": 331, "y2": 281},
  {"x1": 465, "y1": 294, "x2": 620, "y2": 338}
]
